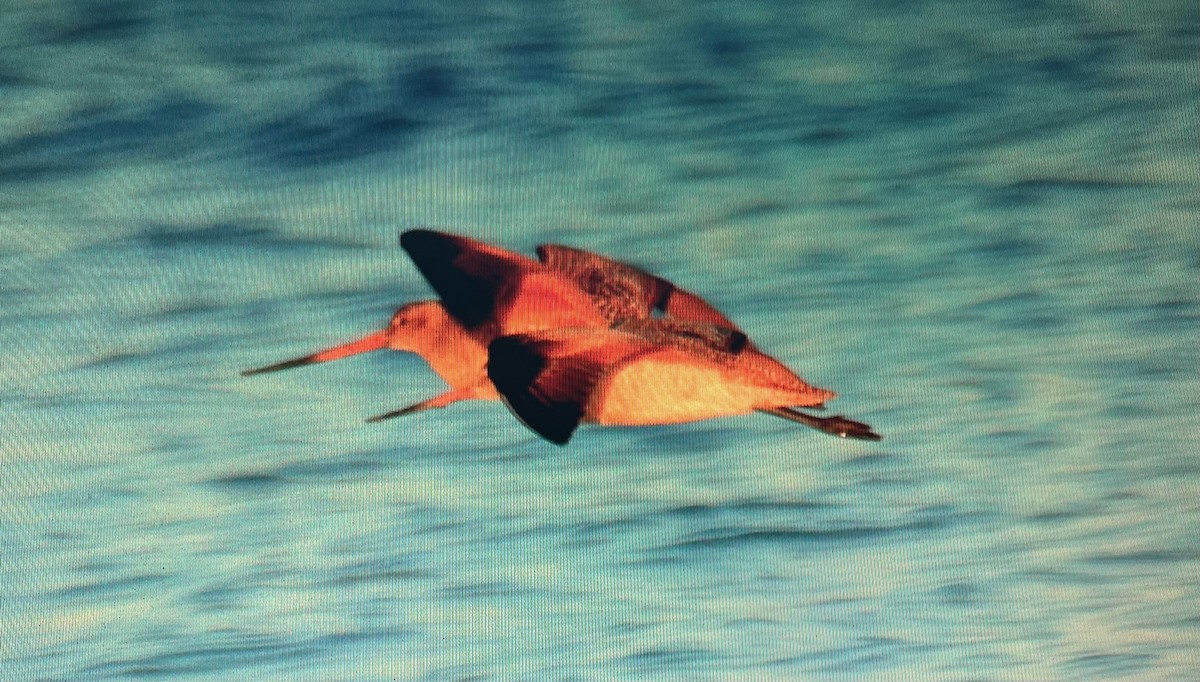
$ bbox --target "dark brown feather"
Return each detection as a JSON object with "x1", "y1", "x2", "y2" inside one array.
[
  {"x1": 401, "y1": 229, "x2": 527, "y2": 332},
  {"x1": 487, "y1": 334, "x2": 610, "y2": 444}
]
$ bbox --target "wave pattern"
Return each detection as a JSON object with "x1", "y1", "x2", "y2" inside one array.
[{"x1": 2, "y1": 0, "x2": 1198, "y2": 680}]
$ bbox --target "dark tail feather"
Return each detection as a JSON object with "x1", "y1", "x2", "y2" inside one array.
[{"x1": 759, "y1": 407, "x2": 882, "y2": 441}]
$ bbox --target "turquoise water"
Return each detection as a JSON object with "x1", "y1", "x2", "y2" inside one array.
[{"x1": 2, "y1": 1, "x2": 1198, "y2": 679}]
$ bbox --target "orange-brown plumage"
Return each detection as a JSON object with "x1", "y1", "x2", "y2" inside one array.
[
  {"x1": 399, "y1": 230, "x2": 741, "y2": 336},
  {"x1": 244, "y1": 229, "x2": 879, "y2": 442},
  {"x1": 241, "y1": 300, "x2": 498, "y2": 418},
  {"x1": 486, "y1": 320, "x2": 872, "y2": 445}
]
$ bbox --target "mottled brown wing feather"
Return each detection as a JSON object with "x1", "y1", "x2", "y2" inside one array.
[
  {"x1": 611, "y1": 318, "x2": 748, "y2": 358},
  {"x1": 536, "y1": 244, "x2": 656, "y2": 322},
  {"x1": 537, "y1": 244, "x2": 741, "y2": 330}
]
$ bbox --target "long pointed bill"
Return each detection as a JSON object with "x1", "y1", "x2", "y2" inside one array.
[
  {"x1": 758, "y1": 407, "x2": 882, "y2": 441},
  {"x1": 241, "y1": 329, "x2": 390, "y2": 376},
  {"x1": 365, "y1": 403, "x2": 424, "y2": 423}
]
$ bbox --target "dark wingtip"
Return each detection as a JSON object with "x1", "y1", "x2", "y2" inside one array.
[
  {"x1": 240, "y1": 355, "x2": 319, "y2": 376},
  {"x1": 487, "y1": 336, "x2": 581, "y2": 445},
  {"x1": 400, "y1": 229, "x2": 498, "y2": 329},
  {"x1": 487, "y1": 335, "x2": 544, "y2": 393},
  {"x1": 399, "y1": 228, "x2": 440, "y2": 253},
  {"x1": 399, "y1": 229, "x2": 456, "y2": 271}
]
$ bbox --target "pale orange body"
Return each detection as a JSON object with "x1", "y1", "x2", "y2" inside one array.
[
  {"x1": 484, "y1": 319, "x2": 847, "y2": 443},
  {"x1": 592, "y1": 342, "x2": 831, "y2": 426}
]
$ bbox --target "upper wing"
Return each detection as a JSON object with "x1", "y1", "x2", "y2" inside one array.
[
  {"x1": 402, "y1": 230, "x2": 748, "y2": 344},
  {"x1": 611, "y1": 318, "x2": 749, "y2": 357},
  {"x1": 400, "y1": 229, "x2": 537, "y2": 331},
  {"x1": 402, "y1": 230, "x2": 612, "y2": 336},
  {"x1": 536, "y1": 244, "x2": 744, "y2": 331}
]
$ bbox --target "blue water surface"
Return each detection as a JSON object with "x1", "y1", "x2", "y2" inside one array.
[{"x1": 2, "y1": 1, "x2": 1198, "y2": 680}]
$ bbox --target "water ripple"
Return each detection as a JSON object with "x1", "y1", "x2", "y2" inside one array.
[{"x1": 667, "y1": 518, "x2": 946, "y2": 550}]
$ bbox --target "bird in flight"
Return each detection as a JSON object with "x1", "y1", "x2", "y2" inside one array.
[{"x1": 243, "y1": 229, "x2": 880, "y2": 444}]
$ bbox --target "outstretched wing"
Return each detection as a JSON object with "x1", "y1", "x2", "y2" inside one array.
[
  {"x1": 402, "y1": 229, "x2": 609, "y2": 336},
  {"x1": 486, "y1": 328, "x2": 650, "y2": 444},
  {"x1": 401, "y1": 229, "x2": 536, "y2": 332},
  {"x1": 537, "y1": 244, "x2": 744, "y2": 332}
]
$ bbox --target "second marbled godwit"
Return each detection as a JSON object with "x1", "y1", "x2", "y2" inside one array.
[
  {"x1": 486, "y1": 319, "x2": 881, "y2": 444},
  {"x1": 399, "y1": 229, "x2": 744, "y2": 338},
  {"x1": 400, "y1": 229, "x2": 879, "y2": 443}
]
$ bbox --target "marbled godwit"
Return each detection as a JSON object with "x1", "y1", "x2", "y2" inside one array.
[
  {"x1": 244, "y1": 229, "x2": 880, "y2": 442},
  {"x1": 242, "y1": 231, "x2": 743, "y2": 421},
  {"x1": 486, "y1": 319, "x2": 881, "y2": 444},
  {"x1": 399, "y1": 229, "x2": 879, "y2": 443}
]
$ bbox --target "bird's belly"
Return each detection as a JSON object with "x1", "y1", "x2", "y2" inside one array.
[{"x1": 590, "y1": 358, "x2": 765, "y2": 426}]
